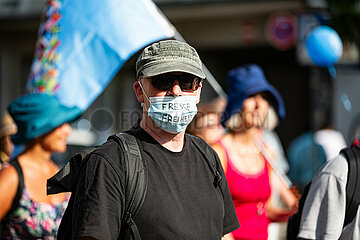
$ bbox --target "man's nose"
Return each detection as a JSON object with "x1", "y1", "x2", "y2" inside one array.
[{"x1": 168, "y1": 80, "x2": 182, "y2": 96}]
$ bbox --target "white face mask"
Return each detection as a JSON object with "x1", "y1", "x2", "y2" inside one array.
[{"x1": 139, "y1": 81, "x2": 198, "y2": 134}]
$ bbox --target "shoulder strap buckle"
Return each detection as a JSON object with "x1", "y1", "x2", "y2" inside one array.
[{"x1": 214, "y1": 171, "x2": 222, "y2": 187}]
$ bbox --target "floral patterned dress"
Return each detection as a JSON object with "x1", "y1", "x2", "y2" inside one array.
[{"x1": 1, "y1": 188, "x2": 69, "y2": 239}]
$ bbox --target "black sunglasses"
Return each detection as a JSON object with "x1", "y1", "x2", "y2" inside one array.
[{"x1": 148, "y1": 73, "x2": 202, "y2": 92}]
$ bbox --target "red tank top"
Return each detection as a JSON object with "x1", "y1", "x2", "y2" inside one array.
[{"x1": 218, "y1": 140, "x2": 271, "y2": 240}]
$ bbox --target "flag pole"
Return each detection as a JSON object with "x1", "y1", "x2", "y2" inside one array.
[
  {"x1": 155, "y1": 4, "x2": 227, "y2": 99},
  {"x1": 173, "y1": 31, "x2": 227, "y2": 99}
]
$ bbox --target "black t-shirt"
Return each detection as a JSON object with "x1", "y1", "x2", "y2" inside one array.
[{"x1": 69, "y1": 125, "x2": 239, "y2": 239}]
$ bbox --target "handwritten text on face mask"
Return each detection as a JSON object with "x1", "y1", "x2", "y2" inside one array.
[
  {"x1": 161, "y1": 102, "x2": 191, "y2": 111},
  {"x1": 162, "y1": 114, "x2": 195, "y2": 122}
]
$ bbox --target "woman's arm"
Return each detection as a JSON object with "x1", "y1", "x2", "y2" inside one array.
[
  {"x1": 0, "y1": 164, "x2": 18, "y2": 220},
  {"x1": 211, "y1": 143, "x2": 227, "y2": 172},
  {"x1": 265, "y1": 168, "x2": 298, "y2": 222},
  {"x1": 265, "y1": 202, "x2": 298, "y2": 222},
  {"x1": 277, "y1": 176, "x2": 299, "y2": 209}
]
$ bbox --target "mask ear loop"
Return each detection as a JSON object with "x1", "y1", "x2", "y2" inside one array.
[
  {"x1": 194, "y1": 82, "x2": 201, "y2": 103},
  {"x1": 138, "y1": 81, "x2": 151, "y2": 112}
]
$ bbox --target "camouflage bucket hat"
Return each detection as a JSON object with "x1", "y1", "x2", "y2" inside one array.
[{"x1": 136, "y1": 40, "x2": 206, "y2": 79}]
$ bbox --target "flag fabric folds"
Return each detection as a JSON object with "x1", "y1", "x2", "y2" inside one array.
[{"x1": 26, "y1": 0, "x2": 175, "y2": 111}]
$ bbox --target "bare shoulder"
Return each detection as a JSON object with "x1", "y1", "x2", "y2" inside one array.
[
  {"x1": 211, "y1": 136, "x2": 226, "y2": 156},
  {"x1": 0, "y1": 163, "x2": 18, "y2": 187},
  {"x1": 211, "y1": 137, "x2": 228, "y2": 171},
  {"x1": 0, "y1": 163, "x2": 19, "y2": 220}
]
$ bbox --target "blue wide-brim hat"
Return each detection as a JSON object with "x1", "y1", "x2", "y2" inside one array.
[
  {"x1": 221, "y1": 64, "x2": 286, "y2": 126},
  {"x1": 8, "y1": 93, "x2": 82, "y2": 145}
]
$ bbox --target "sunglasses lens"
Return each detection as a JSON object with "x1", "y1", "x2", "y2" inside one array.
[
  {"x1": 151, "y1": 75, "x2": 173, "y2": 91},
  {"x1": 150, "y1": 74, "x2": 201, "y2": 91},
  {"x1": 179, "y1": 76, "x2": 200, "y2": 91}
]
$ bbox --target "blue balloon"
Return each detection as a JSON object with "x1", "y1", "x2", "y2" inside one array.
[{"x1": 305, "y1": 26, "x2": 343, "y2": 67}]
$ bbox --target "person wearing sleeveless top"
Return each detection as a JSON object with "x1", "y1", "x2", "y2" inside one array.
[
  {"x1": 0, "y1": 93, "x2": 81, "y2": 239},
  {"x1": 0, "y1": 111, "x2": 17, "y2": 170},
  {"x1": 212, "y1": 64, "x2": 298, "y2": 240}
]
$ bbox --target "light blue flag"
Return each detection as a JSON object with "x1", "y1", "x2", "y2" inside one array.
[{"x1": 26, "y1": 0, "x2": 174, "y2": 111}]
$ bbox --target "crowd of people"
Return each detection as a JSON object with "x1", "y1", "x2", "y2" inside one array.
[{"x1": 0, "y1": 39, "x2": 358, "y2": 239}]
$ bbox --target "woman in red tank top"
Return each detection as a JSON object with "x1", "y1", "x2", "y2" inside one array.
[{"x1": 212, "y1": 65, "x2": 298, "y2": 240}]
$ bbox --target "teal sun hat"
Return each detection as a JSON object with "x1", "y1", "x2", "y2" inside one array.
[{"x1": 8, "y1": 93, "x2": 82, "y2": 145}]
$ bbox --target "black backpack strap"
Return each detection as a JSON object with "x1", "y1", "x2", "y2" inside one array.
[
  {"x1": 47, "y1": 147, "x2": 97, "y2": 194},
  {"x1": 286, "y1": 181, "x2": 312, "y2": 240},
  {"x1": 341, "y1": 146, "x2": 360, "y2": 226},
  {"x1": 8, "y1": 159, "x2": 25, "y2": 214},
  {"x1": 187, "y1": 134, "x2": 222, "y2": 188},
  {"x1": 112, "y1": 132, "x2": 147, "y2": 240},
  {"x1": 1, "y1": 158, "x2": 25, "y2": 234}
]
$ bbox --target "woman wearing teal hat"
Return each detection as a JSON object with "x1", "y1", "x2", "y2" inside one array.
[
  {"x1": 212, "y1": 64, "x2": 298, "y2": 240},
  {"x1": 0, "y1": 93, "x2": 81, "y2": 239}
]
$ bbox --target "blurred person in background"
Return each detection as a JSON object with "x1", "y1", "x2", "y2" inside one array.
[
  {"x1": 0, "y1": 111, "x2": 17, "y2": 169},
  {"x1": 0, "y1": 93, "x2": 81, "y2": 239},
  {"x1": 287, "y1": 112, "x2": 346, "y2": 193},
  {"x1": 212, "y1": 64, "x2": 298, "y2": 240},
  {"x1": 297, "y1": 137, "x2": 360, "y2": 240},
  {"x1": 187, "y1": 96, "x2": 226, "y2": 145}
]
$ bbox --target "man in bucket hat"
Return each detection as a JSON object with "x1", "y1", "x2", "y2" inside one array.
[{"x1": 57, "y1": 40, "x2": 239, "y2": 240}]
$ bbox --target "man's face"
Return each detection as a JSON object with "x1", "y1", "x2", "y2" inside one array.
[{"x1": 134, "y1": 72, "x2": 202, "y2": 108}]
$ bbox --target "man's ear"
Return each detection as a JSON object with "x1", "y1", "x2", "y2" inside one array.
[
  {"x1": 133, "y1": 81, "x2": 144, "y2": 103},
  {"x1": 195, "y1": 82, "x2": 202, "y2": 104}
]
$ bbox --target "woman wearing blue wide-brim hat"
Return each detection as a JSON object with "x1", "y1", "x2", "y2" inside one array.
[
  {"x1": 0, "y1": 93, "x2": 81, "y2": 239},
  {"x1": 212, "y1": 64, "x2": 298, "y2": 240}
]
